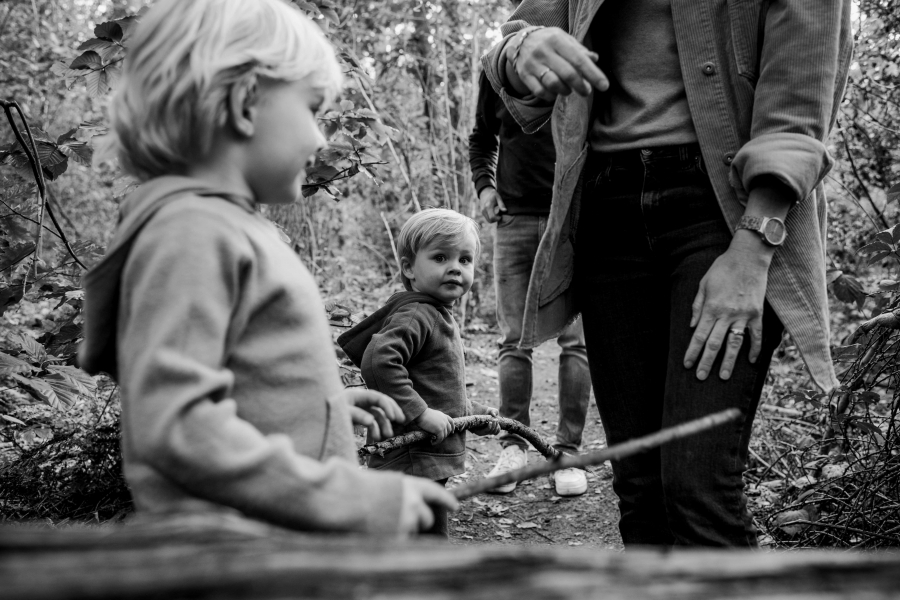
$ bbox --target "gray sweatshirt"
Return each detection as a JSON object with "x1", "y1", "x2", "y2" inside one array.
[{"x1": 79, "y1": 176, "x2": 404, "y2": 534}]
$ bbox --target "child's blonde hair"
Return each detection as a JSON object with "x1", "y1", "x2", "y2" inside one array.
[
  {"x1": 397, "y1": 208, "x2": 481, "y2": 291},
  {"x1": 110, "y1": 0, "x2": 342, "y2": 181}
]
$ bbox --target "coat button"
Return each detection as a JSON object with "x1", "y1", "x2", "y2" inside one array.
[
  {"x1": 701, "y1": 62, "x2": 716, "y2": 76},
  {"x1": 723, "y1": 152, "x2": 735, "y2": 165}
]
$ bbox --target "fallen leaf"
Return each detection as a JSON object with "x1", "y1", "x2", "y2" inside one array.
[
  {"x1": 516, "y1": 522, "x2": 539, "y2": 529},
  {"x1": 774, "y1": 509, "x2": 810, "y2": 536}
]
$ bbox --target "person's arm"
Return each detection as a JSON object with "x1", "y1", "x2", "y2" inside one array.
[
  {"x1": 730, "y1": 0, "x2": 851, "y2": 205},
  {"x1": 480, "y1": 0, "x2": 608, "y2": 132},
  {"x1": 684, "y1": 1, "x2": 852, "y2": 380},
  {"x1": 468, "y1": 72, "x2": 500, "y2": 199},
  {"x1": 362, "y1": 304, "x2": 455, "y2": 442},
  {"x1": 118, "y1": 205, "x2": 435, "y2": 535},
  {"x1": 468, "y1": 73, "x2": 508, "y2": 223}
]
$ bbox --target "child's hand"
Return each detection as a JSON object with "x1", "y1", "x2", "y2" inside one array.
[
  {"x1": 413, "y1": 408, "x2": 455, "y2": 444},
  {"x1": 334, "y1": 388, "x2": 405, "y2": 442},
  {"x1": 398, "y1": 476, "x2": 459, "y2": 535},
  {"x1": 470, "y1": 407, "x2": 501, "y2": 436}
]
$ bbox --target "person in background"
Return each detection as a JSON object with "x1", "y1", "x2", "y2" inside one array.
[
  {"x1": 469, "y1": 58, "x2": 592, "y2": 497},
  {"x1": 480, "y1": 0, "x2": 851, "y2": 546}
]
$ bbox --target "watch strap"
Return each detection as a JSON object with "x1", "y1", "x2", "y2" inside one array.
[{"x1": 737, "y1": 215, "x2": 763, "y2": 233}]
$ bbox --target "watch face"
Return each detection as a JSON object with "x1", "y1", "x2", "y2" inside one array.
[{"x1": 763, "y1": 218, "x2": 786, "y2": 245}]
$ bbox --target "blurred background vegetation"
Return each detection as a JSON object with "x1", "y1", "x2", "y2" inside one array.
[{"x1": 0, "y1": 0, "x2": 898, "y2": 547}]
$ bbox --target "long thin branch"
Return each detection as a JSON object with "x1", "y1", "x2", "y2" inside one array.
[
  {"x1": 378, "y1": 211, "x2": 400, "y2": 273},
  {"x1": 776, "y1": 519, "x2": 900, "y2": 546},
  {"x1": 838, "y1": 126, "x2": 890, "y2": 229},
  {"x1": 0, "y1": 197, "x2": 61, "y2": 239},
  {"x1": 451, "y1": 408, "x2": 742, "y2": 500},
  {"x1": 353, "y1": 79, "x2": 421, "y2": 212},
  {"x1": 1, "y1": 100, "x2": 86, "y2": 270},
  {"x1": 848, "y1": 309, "x2": 900, "y2": 344},
  {"x1": 358, "y1": 416, "x2": 562, "y2": 460}
]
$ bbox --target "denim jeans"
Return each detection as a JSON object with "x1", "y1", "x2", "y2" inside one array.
[
  {"x1": 494, "y1": 214, "x2": 592, "y2": 453},
  {"x1": 575, "y1": 145, "x2": 783, "y2": 547}
]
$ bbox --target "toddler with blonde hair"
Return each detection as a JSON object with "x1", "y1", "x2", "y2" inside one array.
[
  {"x1": 339, "y1": 209, "x2": 500, "y2": 538},
  {"x1": 79, "y1": 0, "x2": 456, "y2": 535}
]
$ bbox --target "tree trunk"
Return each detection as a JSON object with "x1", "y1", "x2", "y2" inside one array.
[{"x1": 3, "y1": 515, "x2": 900, "y2": 599}]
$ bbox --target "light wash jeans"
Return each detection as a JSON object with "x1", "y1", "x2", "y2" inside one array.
[{"x1": 493, "y1": 214, "x2": 592, "y2": 453}]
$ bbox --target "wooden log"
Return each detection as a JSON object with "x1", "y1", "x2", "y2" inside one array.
[{"x1": 2, "y1": 514, "x2": 900, "y2": 600}]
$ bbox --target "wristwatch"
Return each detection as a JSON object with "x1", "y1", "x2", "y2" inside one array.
[{"x1": 737, "y1": 215, "x2": 787, "y2": 246}]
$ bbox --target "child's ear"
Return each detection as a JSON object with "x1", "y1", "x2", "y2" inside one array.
[
  {"x1": 400, "y1": 257, "x2": 415, "y2": 282},
  {"x1": 227, "y1": 74, "x2": 259, "y2": 138}
]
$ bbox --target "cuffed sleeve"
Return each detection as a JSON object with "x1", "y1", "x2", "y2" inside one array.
[
  {"x1": 731, "y1": 0, "x2": 850, "y2": 203},
  {"x1": 482, "y1": 19, "x2": 558, "y2": 133},
  {"x1": 730, "y1": 133, "x2": 833, "y2": 203}
]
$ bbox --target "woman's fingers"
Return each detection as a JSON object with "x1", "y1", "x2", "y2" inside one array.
[
  {"x1": 684, "y1": 308, "x2": 714, "y2": 369},
  {"x1": 718, "y1": 323, "x2": 747, "y2": 380},
  {"x1": 515, "y1": 27, "x2": 608, "y2": 100},
  {"x1": 748, "y1": 318, "x2": 764, "y2": 364},
  {"x1": 694, "y1": 320, "x2": 730, "y2": 380}
]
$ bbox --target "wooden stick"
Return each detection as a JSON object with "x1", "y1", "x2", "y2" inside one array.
[
  {"x1": 358, "y1": 416, "x2": 562, "y2": 460},
  {"x1": 451, "y1": 408, "x2": 742, "y2": 500}
]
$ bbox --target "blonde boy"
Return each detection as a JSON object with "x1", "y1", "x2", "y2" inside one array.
[
  {"x1": 79, "y1": 0, "x2": 456, "y2": 535},
  {"x1": 339, "y1": 209, "x2": 499, "y2": 537}
]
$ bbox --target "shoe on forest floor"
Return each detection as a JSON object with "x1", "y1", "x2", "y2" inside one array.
[
  {"x1": 553, "y1": 467, "x2": 588, "y2": 496},
  {"x1": 486, "y1": 445, "x2": 528, "y2": 494}
]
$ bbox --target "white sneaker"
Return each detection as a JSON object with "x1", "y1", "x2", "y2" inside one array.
[
  {"x1": 553, "y1": 467, "x2": 588, "y2": 496},
  {"x1": 486, "y1": 445, "x2": 528, "y2": 494}
]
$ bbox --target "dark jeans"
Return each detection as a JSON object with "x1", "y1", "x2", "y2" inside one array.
[
  {"x1": 493, "y1": 214, "x2": 592, "y2": 453},
  {"x1": 575, "y1": 144, "x2": 783, "y2": 547}
]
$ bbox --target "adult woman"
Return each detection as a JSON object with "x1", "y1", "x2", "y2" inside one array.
[{"x1": 480, "y1": 0, "x2": 852, "y2": 546}]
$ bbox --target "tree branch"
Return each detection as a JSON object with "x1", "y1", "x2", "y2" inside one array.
[
  {"x1": 849, "y1": 309, "x2": 900, "y2": 344},
  {"x1": 451, "y1": 408, "x2": 742, "y2": 500},
  {"x1": 838, "y1": 126, "x2": 890, "y2": 229},
  {"x1": 358, "y1": 415, "x2": 562, "y2": 460}
]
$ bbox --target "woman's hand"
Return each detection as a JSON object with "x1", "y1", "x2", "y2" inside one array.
[
  {"x1": 684, "y1": 177, "x2": 795, "y2": 380},
  {"x1": 683, "y1": 236, "x2": 771, "y2": 381},
  {"x1": 413, "y1": 408, "x2": 455, "y2": 444},
  {"x1": 334, "y1": 388, "x2": 404, "y2": 442},
  {"x1": 503, "y1": 26, "x2": 608, "y2": 101}
]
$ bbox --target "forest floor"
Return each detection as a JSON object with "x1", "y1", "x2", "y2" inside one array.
[{"x1": 446, "y1": 330, "x2": 623, "y2": 550}]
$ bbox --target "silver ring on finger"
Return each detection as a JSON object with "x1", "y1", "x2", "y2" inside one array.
[
  {"x1": 729, "y1": 327, "x2": 746, "y2": 337},
  {"x1": 538, "y1": 67, "x2": 552, "y2": 85}
]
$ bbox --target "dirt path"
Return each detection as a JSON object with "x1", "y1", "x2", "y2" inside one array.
[{"x1": 449, "y1": 331, "x2": 624, "y2": 550}]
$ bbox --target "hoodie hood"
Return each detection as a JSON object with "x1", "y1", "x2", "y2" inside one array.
[
  {"x1": 336, "y1": 291, "x2": 447, "y2": 367},
  {"x1": 77, "y1": 176, "x2": 253, "y2": 378}
]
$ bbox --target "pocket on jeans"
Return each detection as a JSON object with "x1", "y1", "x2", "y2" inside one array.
[
  {"x1": 496, "y1": 213, "x2": 517, "y2": 229},
  {"x1": 728, "y1": 0, "x2": 764, "y2": 81}
]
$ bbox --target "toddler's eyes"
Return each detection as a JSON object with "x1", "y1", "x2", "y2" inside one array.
[
  {"x1": 433, "y1": 255, "x2": 446, "y2": 263},
  {"x1": 460, "y1": 257, "x2": 472, "y2": 264}
]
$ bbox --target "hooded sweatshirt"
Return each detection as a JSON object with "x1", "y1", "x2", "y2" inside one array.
[
  {"x1": 79, "y1": 176, "x2": 404, "y2": 534},
  {"x1": 338, "y1": 291, "x2": 490, "y2": 480}
]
